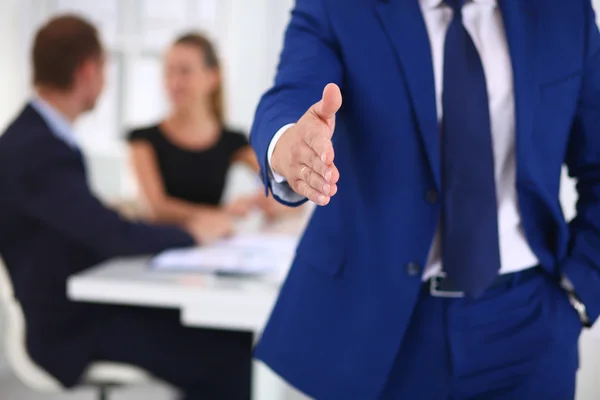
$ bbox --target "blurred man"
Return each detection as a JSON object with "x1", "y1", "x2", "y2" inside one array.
[
  {"x1": 0, "y1": 15, "x2": 250, "y2": 400},
  {"x1": 251, "y1": 1, "x2": 600, "y2": 399}
]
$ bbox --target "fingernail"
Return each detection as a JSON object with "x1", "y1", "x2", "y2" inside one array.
[
  {"x1": 317, "y1": 195, "x2": 326, "y2": 205},
  {"x1": 322, "y1": 184, "x2": 330, "y2": 194},
  {"x1": 324, "y1": 170, "x2": 332, "y2": 182},
  {"x1": 321, "y1": 153, "x2": 327, "y2": 163}
]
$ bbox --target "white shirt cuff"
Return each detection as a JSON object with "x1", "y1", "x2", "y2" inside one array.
[
  {"x1": 266, "y1": 123, "x2": 305, "y2": 203},
  {"x1": 267, "y1": 123, "x2": 295, "y2": 183}
]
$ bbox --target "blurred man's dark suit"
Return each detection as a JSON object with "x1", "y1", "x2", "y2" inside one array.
[{"x1": 0, "y1": 102, "x2": 251, "y2": 399}]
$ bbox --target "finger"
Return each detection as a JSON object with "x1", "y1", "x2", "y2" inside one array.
[
  {"x1": 307, "y1": 155, "x2": 340, "y2": 187},
  {"x1": 291, "y1": 141, "x2": 322, "y2": 171},
  {"x1": 304, "y1": 133, "x2": 335, "y2": 167},
  {"x1": 223, "y1": 219, "x2": 235, "y2": 234},
  {"x1": 292, "y1": 141, "x2": 331, "y2": 179},
  {"x1": 330, "y1": 184, "x2": 338, "y2": 197},
  {"x1": 293, "y1": 179, "x2": 330, "y2": 206},
  {"x1": 299, "y1": 165, "x2": 332, "y2": 196},
  {"x1": 221, "y1": 229, "x2": 234, "y2": 239},
  {"x1": 313, "y1": 83, "x2": 342, "y2": 124},
  {"x1": 328, "y1": 164, "x2": 340, "y2": 185}
]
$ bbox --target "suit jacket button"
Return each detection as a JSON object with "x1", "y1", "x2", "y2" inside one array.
[
  {"x1": 426, "y1": 190, "x2": 438, "y2": 204},
  {"x1": 406, "y1": 262, "x2": 421, "y2": 276}
]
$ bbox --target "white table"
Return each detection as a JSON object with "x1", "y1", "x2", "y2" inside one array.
[
  {"x1": 68, "y1": 257, "x2": 296, "y2": 400},
  {"x1": 68, "y1": 257, "x2": 280, "y2": 331},
  {"x1": 67, "y1": 214, "x2": 312, "y2": 400}
]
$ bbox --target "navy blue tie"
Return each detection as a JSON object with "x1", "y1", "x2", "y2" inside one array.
[{"x1": 441, "y1": 0, "x2": 501, "y2": 298}]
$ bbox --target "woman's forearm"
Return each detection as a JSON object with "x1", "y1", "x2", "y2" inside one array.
[{"x1": 145, "y1": 196, "x2": 218, "y2": 226}]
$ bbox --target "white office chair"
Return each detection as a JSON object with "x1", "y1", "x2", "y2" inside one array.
[{"x1": 0, "y1": 256, "x2": 152, "y2": 400}]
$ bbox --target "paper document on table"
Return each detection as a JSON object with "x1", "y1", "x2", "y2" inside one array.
[
  {"x1": 214, "y1": 233, "x2": 299, "y2": 253},
  {"x1": 150, "y1": 233, "x2": 299, "y2": 277}
]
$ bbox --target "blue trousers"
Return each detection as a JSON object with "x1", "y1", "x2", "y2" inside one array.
[{"x1": 380, "y1": 270, "x2": 582, "y2": 400}]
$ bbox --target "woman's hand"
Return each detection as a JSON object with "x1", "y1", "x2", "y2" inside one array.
[
  {"x1": 185, "y1": 209, "x2": 234, "y2": 245},
  {"x1": 225, "y1": 196, "x2": 260, "y2": 217}
]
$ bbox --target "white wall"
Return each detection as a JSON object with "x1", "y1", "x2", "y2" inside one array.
[
  {"x1": 0, "y1": 0, "x2": 25, "y2": 374},
  {"x1": 220, "y1": 0, "x2": 293, "y2": 131}
]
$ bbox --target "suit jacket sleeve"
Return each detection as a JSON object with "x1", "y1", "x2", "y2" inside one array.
[
  {"x1": 18, "y1": 136, "x2": 195, "y2": 258},
  {"x1": 249, "y1": 0, "x2": 344, "y2": 205},
  {"x1": 562, "y1": 0, "x2": 600, "y2": 324}
]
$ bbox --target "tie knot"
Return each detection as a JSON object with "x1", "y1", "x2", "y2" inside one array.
[{"x1": 445, "y1": 0, "x2": 466, "y2": 12}]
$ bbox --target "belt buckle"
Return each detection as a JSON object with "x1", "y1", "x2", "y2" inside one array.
[{"x1": 429, "y1": 273, "x2": 465, "y2": 298}]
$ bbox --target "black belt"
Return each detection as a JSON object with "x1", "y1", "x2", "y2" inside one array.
[{"x1": 428, "y1": 267, "x2": 541, "y2": 298}]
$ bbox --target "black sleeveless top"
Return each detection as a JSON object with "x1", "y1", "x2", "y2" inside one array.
[{"x1": 127, "y1": 124, "x2": 249, "y2": 206}]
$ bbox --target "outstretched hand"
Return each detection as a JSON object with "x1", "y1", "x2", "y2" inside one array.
[{"x1": 270, "y1": 83, "x2": 342, "y2": 206}]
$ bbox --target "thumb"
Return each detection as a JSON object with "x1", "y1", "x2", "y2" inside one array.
[{"x1": 314, "y1": 83, "x2": 342, "y2": 122}]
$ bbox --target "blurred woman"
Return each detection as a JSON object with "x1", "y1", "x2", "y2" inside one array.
[{"x1": 128, "y1": 32, "x2": 290, "y2": 229}]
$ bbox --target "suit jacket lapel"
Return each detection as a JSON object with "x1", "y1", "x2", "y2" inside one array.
[
  {"x1": 499, "y1": 1, "x2": 538, "y2": 181},
  {"x1": 374, "y1": 0, "x2": 441, "y2": 189}
]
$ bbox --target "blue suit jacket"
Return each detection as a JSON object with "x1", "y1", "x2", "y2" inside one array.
[
  {"x1": 250, "y1": 0, "x2": 600, "y2": 398},
  {"x1": 0, "y1": 105, "x2": 194, "y2": 386}
]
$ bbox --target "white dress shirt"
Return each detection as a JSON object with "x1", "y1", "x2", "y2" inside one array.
[{"x1": 267, "y1": 0, "x2": 540, "y2": 279}]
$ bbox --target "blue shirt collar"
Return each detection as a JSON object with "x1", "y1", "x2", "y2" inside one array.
[{"x1": 29, "y1": 97, "x2": 79, "y2": 149}]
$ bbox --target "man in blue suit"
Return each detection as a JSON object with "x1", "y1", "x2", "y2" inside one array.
[
  {"x1": 251, "y1": 0, "x2": 600, "y2": 398},
  {"x1": 0, "y1": 16, "x2": 251, "y2": 400}
]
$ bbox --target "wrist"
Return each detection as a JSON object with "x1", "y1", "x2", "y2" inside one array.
[
  {"x1": 270, "y1": 148, "x2": 284, "y2": 178},
  {"x1": 270, "y1": 124, "x2": 296, "y2": 178},
  {"x1": 193, "y1": 206, "x2": 218, "y2": 217},
  {"x1": 183, "y1": 224, "x2": 201, "y2": 245}
]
